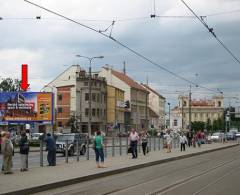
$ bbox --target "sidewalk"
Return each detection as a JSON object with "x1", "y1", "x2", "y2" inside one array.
[{"x1": 0, "y1": 142, "x2": 238, "y2": 195}]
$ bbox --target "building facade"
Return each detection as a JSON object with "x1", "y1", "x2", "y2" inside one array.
[
  {"x1": 106, "y1": 85, "x2": 125, "y2": 136},
  {"x1": 99, "y1": 66, "x2": 149, "y2": 132},
  {"x1": 171, "y1": 95, "x2": 224, "y2": 131},
  {"x1": 141, "y1": 84, "x2": 166, "y2": 130},
  {"x1": 43, "y1": 65, "x2": 107, "y2": 134}
]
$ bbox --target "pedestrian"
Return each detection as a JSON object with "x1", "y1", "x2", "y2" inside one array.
[
  {"x1": 129, "y1": 128, "x2": 139, "y2": 159},
  {"x1": 94, "y1": 130, "x2": 106, "y2": 168},
  {"x1": 1, "y1": 132, "x2": 14, "y2": 174},
  {"x1": 45, "y1": 133, "x2": 56, "y2": 166},
  {"x1": 186, "y1": 131, "x2": 193, "y2": 147},
  {"x1": 166, "y1": 131, "x2": 172, "y2": 153},
  {"x1": 179, "y1": 133, "x2": 188, "y2": 151},
  {"x1": 197, "y1": 131, "x2": 202, "y2": 147},
  {"x1": 19, "y1": 132, "x2": 29, "y2": 171},
  {"x1": 141, "y1": 129, "x2": 148, "y2": 155}
]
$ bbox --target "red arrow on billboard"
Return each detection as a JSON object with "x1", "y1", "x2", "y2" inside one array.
[{"x1": 21, "y1": 64, "x2": 30, "y2": 91}]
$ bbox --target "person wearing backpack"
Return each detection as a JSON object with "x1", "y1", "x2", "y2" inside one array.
[{"x1": 19, "y1": 132, "x2": 29, "y2": 172}]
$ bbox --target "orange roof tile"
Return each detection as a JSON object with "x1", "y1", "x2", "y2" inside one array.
[{"x1": 110, "y1": 69, "x2": 148, "y2": 93}]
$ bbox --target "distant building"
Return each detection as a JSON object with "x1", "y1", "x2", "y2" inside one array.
[
  {"x1": 43, "y1": 65, "x2": 107, "y2": 134},
  {"x1": 141, "y1": 84, "x2": 166, "y2": 130},
  {"x1": 99, "y1": 66, "x2": 149, "y2": 132},
  {"x1": 106, "y1": 85, "x2": 125, "y2": 136},
  {"x1": 171, "y1": 95, "x2": 224, "y2": 131}
]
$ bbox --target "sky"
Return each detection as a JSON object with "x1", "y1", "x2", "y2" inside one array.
[{"x1": 1, "y1": 0, "x2": 240, "y2": 108}]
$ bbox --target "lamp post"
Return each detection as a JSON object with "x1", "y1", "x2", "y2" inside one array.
[
  {"x1": 167, "y1": 102, "x2": 171, "y2": 129},
  {"x1": 76, "y1": 55, "x2": 104, "y2": 137}
]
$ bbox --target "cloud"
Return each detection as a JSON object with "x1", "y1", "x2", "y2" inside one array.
[{"x1": 0, "y1": 0, "x2": 240, "y2": 106}]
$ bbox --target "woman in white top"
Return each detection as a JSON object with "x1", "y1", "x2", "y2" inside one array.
[
  {"x1": 129, "y1": 128, "x2": 139, "y2": 159},
  {"x1": 166, "y1": 131, "x2": 172, "y2": 153},
  {"x1": 179, "y1": 133, "x2": 188, "y2": 151}
]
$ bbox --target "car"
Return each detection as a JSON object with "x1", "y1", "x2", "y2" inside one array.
[
  {"x1": 56, "y1": 133, "x2": 87, "y2": 156},
  {"x1": 226, "y1": 132, "x2": 236, "y2": 140},
  {"x1": 31, "y1": 133, "x2": 44, "y2": 140},
  {"x1": 210, "y1": 132, "x2": 224, "y2": 142}
]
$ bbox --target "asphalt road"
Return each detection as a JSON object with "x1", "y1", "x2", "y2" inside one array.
[{"x1": 33, "y1": 145, "x2": 240, "y2": 195}]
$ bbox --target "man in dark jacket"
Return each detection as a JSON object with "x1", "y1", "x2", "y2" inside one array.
[
  {"x1": 45, "y1": 133, "x2": 56, "y2": 166},
  {"x1": 19, "y1": 132, "x2": 29, "y2": 171}
]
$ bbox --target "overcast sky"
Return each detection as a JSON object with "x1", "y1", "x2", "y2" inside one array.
[{"x1": 1, "y1": 0, "x2": 240, "y2": 107}]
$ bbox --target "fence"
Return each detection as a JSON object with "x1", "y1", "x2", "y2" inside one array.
[{"x1": 11, "y1": 136, "x2": 180, "y2": 169}]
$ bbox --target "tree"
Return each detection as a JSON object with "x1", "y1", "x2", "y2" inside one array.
[
  {"x1": 0, "y1": 78, "x2": 21, "y2": 91},
  {"x1": 67, "y1": 115, "x2": 79, "y2": 133},
  {"x1": 191, "y1": 121, "x2": 205, "y2": 132},
  {"x1": 206, "y1": 118, "x2": 212, "y2": 132},
  {"x1": 212, "y1": 118, "x2": 224, "y2": 131}
]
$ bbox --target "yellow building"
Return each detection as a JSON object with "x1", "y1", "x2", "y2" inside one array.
[{"x1": 107, "y1": 85, "x2": 125, "y2": 136}]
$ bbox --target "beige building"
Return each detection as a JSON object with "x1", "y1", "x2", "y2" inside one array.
[
  {"x1": 106, "y1": 85, "x2": 125, "y2": 136},
  {"x1": 43, "y1": 65, "x2": 107, "y2": 134},
  {"x1": 99, "y1": 66, "x2": 149, "y2": 131},
  {"x1": 171, "y1": 95, "x2": 224, "y2": 130},
  {"x1": 141, "y1": 84, "x2": 166, "y2": 130}
]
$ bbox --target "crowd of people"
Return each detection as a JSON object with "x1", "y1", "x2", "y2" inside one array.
[{"x1": 0, "y1": 128, "x2": 209, "y2": 174}]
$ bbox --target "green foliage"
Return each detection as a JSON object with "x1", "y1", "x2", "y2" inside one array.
[
  {"x1": 0, "y1": 78, "x2": 21, "y2": 92},
  {"x1": 191, "y1": 121, "x2": 205, "y2": 132},
  {"x1": 67, "y1": 115, "x2": 79, "y2": 133}
]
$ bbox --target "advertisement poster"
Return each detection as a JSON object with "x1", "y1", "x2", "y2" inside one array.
[{"x1": 0, "y1": 92, "x2": 53, "y2": 123}]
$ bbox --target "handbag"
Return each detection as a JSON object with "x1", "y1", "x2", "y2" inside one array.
[{"x1": 127, "y1": 147, "x2": 132, "y2": 153}]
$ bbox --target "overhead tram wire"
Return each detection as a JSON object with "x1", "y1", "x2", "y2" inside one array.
[
  {"x1": 181, "y1": 0, "x2": 240, "y2": 65},
  {"x1": 23, "y1": 0, "x2": 221, "y2": 95}
]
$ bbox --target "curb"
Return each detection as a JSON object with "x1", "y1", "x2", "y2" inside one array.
[{"x1": 2, "y1": 144, "x2": 238, "y2": 195}]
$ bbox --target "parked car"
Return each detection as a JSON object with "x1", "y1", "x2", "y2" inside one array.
[
  {"x1": 226, "y1": 132, "x2": 236, "y2": 140},
  {"x1": 235, "y1": 132, "x2": 240, "y2": 138},
  {"x1": 56, "y1": 133, "x2": 87, "y2": 156},
  {"x1": 210, "y1": 132, "x2": 224, "y2": 142}
]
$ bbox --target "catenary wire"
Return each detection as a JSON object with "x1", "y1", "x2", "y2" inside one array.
[
  {"x1": 181, "y1": 0, "x2": 240, "y2": 65},
  {"x1": 23, "y1": 0, "x2": 221, "y2": 94}
]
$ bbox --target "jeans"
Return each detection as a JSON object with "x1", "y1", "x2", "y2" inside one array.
[
  {"x1": 130, "y1": 140, "x2": 138, "y2": 158},
  {"x1": 47, "y1": 149, "x2": 56, "y2": 166},
  {"x1": 95, "y1": 148, "x2": 104, "y2": 163},
  {"x1": 20, "y1": 154, "x2": 28, "y2": 169},
  {"x1": 142, "y1": 142, "x2": 147, "y2": 155}
]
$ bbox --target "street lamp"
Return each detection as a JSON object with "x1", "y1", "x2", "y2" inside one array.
[
  {"x1": 76, "y1": 54, "x2": 104, "y2": 137},
  {"x1": 167, "y1": 102, "x2": 170, "y2": 129}
]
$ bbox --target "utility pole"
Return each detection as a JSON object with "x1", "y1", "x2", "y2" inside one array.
[
  {"x1": 76, "y1": 55, "x2": 104, "y2": 137},
  {"x1": 181, "y1": 96, "x2": 184, "y2": 130},
  {"x1": 168, "y1": 103, "x2": 171, "y2": 129},
  {"x1": 189, "y1": 85, "x2": 192, "y2": 132}
]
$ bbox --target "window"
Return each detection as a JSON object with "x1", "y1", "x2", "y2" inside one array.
[
  {"x1": 58, "y1": 122, "x2": 62, "y2": 127},
  {"x1": 85, "y1": 108, "x2": 89, "y2": 116},
  {"x1": 58, "y1": 94, "x2": 62, "y2": 101},
  {"x1": 84, "y1": 82, "x2": 88, "y2": 86},
  {"x1": 97, "y1": 94, "x2": 100, "y2": 102},
  {"x1": 183, "y1": 101, "x2": 187, "y2": 106},
  {"x1": 218, "y1": 101, "x2": 221, "y2": 107},
  {"x1": 92, "y1": 93, "x2": 96, "y2": 102},
  {"x1": 85, "y1": 93, "x2": 89, "y2": 101},
  {"x1": 174, "y1": 119, "x2": 178, "y2": 126},
  {"x1": 58, "y1": 107, "x2": 63, "y2": 113},
  {"x1": 92, "y1": 108, "x2": 96, "y2": 116},
  {"x1": 97, "y1": 108, "x2": 100, "y2": 117}
]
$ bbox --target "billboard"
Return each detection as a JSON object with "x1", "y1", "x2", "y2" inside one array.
[{"x1": 0, "y1": 92, "x2": 54, "y2": 123}]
